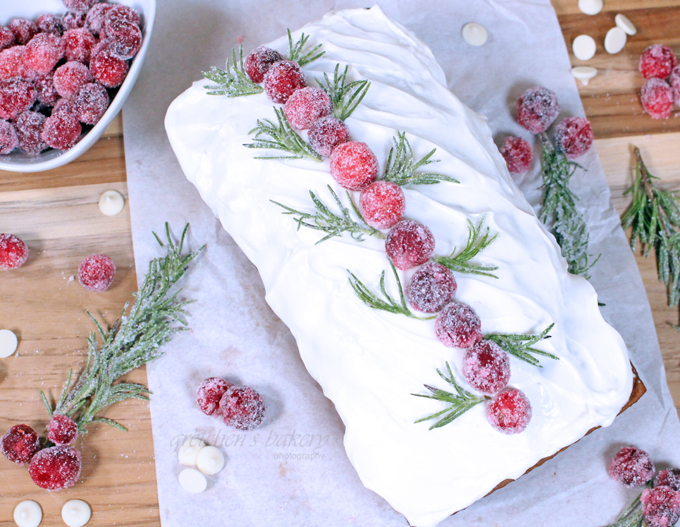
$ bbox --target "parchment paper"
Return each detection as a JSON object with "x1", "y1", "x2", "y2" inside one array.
[{"x1": 122, "y1": 1, "x2": 680, "y2": 525}]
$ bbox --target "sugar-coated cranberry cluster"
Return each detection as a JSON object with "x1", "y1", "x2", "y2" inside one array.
[
  {"x1": 0, "y1": 1, "x2": 143, "y2": 155},
  {"x1": 196, "y1": 377, "x2": 266, "y2": 431},
  {"x1": 638, "y1": 45, "x2": 680, "y2": 120}
]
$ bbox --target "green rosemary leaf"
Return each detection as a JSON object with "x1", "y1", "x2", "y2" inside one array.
[
  {"x1": 317, "y1": 64, "x2": 371, "y2": 120},
  {"x1": 91, "y1": 417, "x2": 129, "y2": 432},
  {"x1": 605, "y1": 492, "x2": 645, "y2": 527},
  {"x1": 272, "y1": 185, "x2": 384, "y2": 244},
  {"x1": 203, "y1": 45, "x2": 263, "y2": 98},
  {"x1": 245, "y1": 107, "x2": 321, "y2": 162},
  {"x1": 413, "y1": 362, "x2": 487, "y2": 430},
  {"x1": 40, "y1": 390, "x2": 53, "y2": 418},
  {"x1": 433, "y1": 216, "x2": 499, "y2": 278},
  {"x1": 485, "y1": 323, "x2": 557, "y2": 367},
  {"x1": 382, "y1": 132, "x2": 458, "y2": 186},
  {"x1": 288, "y1": 29, "x2": 325, "y2": 66}
]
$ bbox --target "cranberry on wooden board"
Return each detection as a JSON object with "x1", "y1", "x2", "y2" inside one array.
[
  {"x1": 0, "y1": 233, "x2": 29, "y2": 269},
  {"x1": 639, "y1": 45, "x2": 678, "y2": 80},
  {"x1": 1, "y1": 424, "x2": 40, "y2": 464},
  {"x1": 78, "y1": 254, "x2": 116, "y2": 292},
  {"x1": 29, "y1": 446, "x2": 82, "y2": 490},
  {"x1": 641, "y1": 78, "x2": 673, "y2": 120},
  {"x1": 47, "y1": 415, "x2": 78, "y2": 446}
]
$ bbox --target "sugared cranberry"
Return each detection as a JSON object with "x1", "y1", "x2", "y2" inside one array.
[
  {"x1": 0, "y1": 47, "x2": 31, "y2": 81},
  {"x1": 90, "y1": 43, "x2": 129, "y2": 88},
  {"x1": 434, "y1": 302, "x2": 482, "y2": 349},
  {"x1": 36, "y1": 13, "x2": 64, "y2": 36},
  {"x1": 0, "y1": 119, "x2": 18, "y2": 154},
  {"x1": 639, "y1": 45, "x2": 679, "y2": 80},
  {"x1": 499, "y1": 136, "x2": 533, "y2": 174},
  {"x1": 359, "y1": 180, "x2": 405, "y2": 230},
  {"x1": 34, "y1": 73, "x2": 58, "y2": 106},
  {"x1": 52, "y1": 97, "x2": 75, "y2": 117},
  {"x1": 516, "y1": 86, "x2": 560, "y2": 134},
  {"x1": 54, "y1": 61, "x2": 92, "y2": 99},
  {"x1": 104, "y1": 5, "x2": 142, "y2": 29},
  {"x1": 72, "y1": 82, "x2": 109, "y2": 125},
  {"x1": 283, "y1": 87, "x2": 332, "y2": 130},
  {"x1": 220, "y1": 385, "x2": 266, "y2": 431},
  {"x1": 309, "y1": 115, "x2": 350, "y2": 157},
  {"x1": 63, "y1": 28, "x2": 96, "y2": 63},
  {"x1": 0, "y1": 27, "x2": 15, "y2": 51},
  {"x1": 330, "y1": 141, "x2": 379, "y2": 191},
  {"x1": 641, "y1": 78, "x2": 674, "y2": 120},
  {"x1": 462, "y1": 340, "x2": 511, "y2": 395},
  {"x1": 9, "y1": 19, "x2": 38, "y2": 46},
  {"x1": 1, "y1": 424, "x2": 40, "y2": 464},
  {"x1": 85, "y1": 4, "x2": 113, "y2": 36},
  {"x1": 78, "y1": 254, "x2": 116, "y2": 292},
  {"x1": 244, "y1": 46, "x2": 284, "y2": 84},
  {"x1": 0, "y1": 78, "x2": 37, "y2": 121},
  {"x1": 671, "y1": 66, "x2": 680, "y2": 107},
  {"x1": 15, "y1": 111, "x2": 47, "y2": 155},
  {"x1": 24, "y1": 33, "x2": 65, "y2": 76},
  {"x1": 657, "y1": 469, "x2": 680, "y2": 491},
  {"x1": 407, "y1": 262, "x2": 456, "y2": 313},
  {"x1": 63, "y1": 0, "x2": 99, "y2": 13},
  {"x1": 609, "y1": 446, "x2": 655, "y2": 487},
  {"x1": 263, "y1": 60, "x2": 305, "y2": 103},
  {"x1": 42, "y1": 111, "x2": 82, "y2": 150},
  {"x1": 107, "y1": 19, "x2": 142, "y2": 60},
  {"x1": 197, "y1": 377, "x2": 233, "y2": 417},
  {"x1": 486, "y1": 388, "x2": 532, "y2": 434},
  {"x1": 641, "y1": 486, "x2": 680, "y2": 527},
  {"x1": 47, "y1": 415, "x2": 78, "y2": 446},
  {"x1": 28, "y1": 446, "x2": 81, "y2": 490},
  {"x1": 554, "y1": 117, "x2": 594, "y2": 159},
  {"x1": 62, "y1": 11, "x2": 87, "y2": 31},
  {"x1": 385, "y1": 219, "x2": 435, "y2": 270},
  {"x1": 0, "y1": 233, "x2": 29, "y2": 269}
]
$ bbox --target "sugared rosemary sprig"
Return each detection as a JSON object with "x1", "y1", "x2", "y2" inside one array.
[
  {"x1": 539, "y1": 134, "x2": 600, "y2": 276},
  {"x1": 382, "y1": 132, "x2": 458, "y2": 186},
  {"x1": 203, "y1": 45, "x2": 264, "y2": 98},
  {"x1": 348, "y1": 261, "x2": 433, "y2": 320},
  {"x1": 433, "y1": 217, "x2": 499, "y2": 278},
  {"x1": 605, "y1": 493, "x2": 644, "y2": 527},
  {"x1": 41, "y1": 224, "x2": 203, "y2": 433},
  {"x1": 412, "y1": 362, "x2": 488, "y2": 430},
  {"x1": 245, "y1": 107, "x2": 321, "y2": 161},
  {"x1": 287, "y1": 29, "x2": 324, "y2": 67},
  {"x1": 317, "y1": 64, "x2": 370, "y2": 121},
  {"x1": 272, "y1": 185, "x2": 383, "y2": 244},
  {"x1": 485, "y1": 323, "x2": 557, "y2": 367},
  {"x1": 621, "y1": 147, "x2": 680, "y2": 307}
]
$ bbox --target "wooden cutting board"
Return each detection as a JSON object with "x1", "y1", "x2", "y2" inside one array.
[{"x1": 1, "y1": 1, "x2": 680, "y2": 525}]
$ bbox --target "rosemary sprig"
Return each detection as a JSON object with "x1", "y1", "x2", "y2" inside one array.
[
  {"x1": 287, "y1": 29, "x2": 324, "y2": 67},
  {"x1": 245, "y1": 107, "x2": 321, "y2": 161},
  {"x1": 621, "y1": 147, "x2": 680, "y2": 306},
  {"x1": 382, "y1": 132, "x2": 458, "y2": 186},
  {"x1": 539, "y1": 134, "x2": 600, "y2": 276},
  {"x1": 202, "y1": 45, "x2": 264, "y2": 98},
  {"x1": 271, "y1": 185, "x2": 384, "y2": 244},
  {"x1": 412, "y1": 362, "x2": 488, "y2": 430},
  {"x1": 41, "y1": 224, "x2": 203, "y2": 433},
  {"x1": 485, "y1": 323, "x2": 558, "y2": 367},
  {"x1": 348, "y1": 261, "x2": 433, "y2": 320},
  {"x1": 317, "y1": 64, "x2": 370, "y2": 121},
  {"x1": 605, "y1": 493, "x2": 644, "y2": 527},
  {"x1": 433, "y1": 217, "x2": 499, "y2": 278}
]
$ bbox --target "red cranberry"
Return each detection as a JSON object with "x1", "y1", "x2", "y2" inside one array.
[
  {"x1": 72, "y1": 82, "x2": 110, "y2": 125},
  {"x1": 639, "y1": 45, "x2": 679, "y2": 80},
  {"x1": 309, "y1": 115, "x2": 350, "y2": 157},
  {"x1": 36, "y1": 13, "x2": 64, "y2": 36},
  {"x1": 330, "y1": 141, "x2": 379, "y2": 191},
  {"x1": 62, "y1": 11, "x2": 87, "y2": 31},
  {"x1": 554, "y1": 117, "x2": 594, "y2": 159},
  {"x1": 263, "y1": 60, "x2": 305, "y2": 103},
  {"x1": 641, "y1": 78, "x2": 673, "y2": 120},
  {"x1": 28, "y1": 446, "x2": 82, "y2": 490},
  {"x1": 0, "y1": 47, "x2": 32, "y2": 81},
  {"x1": 385, "y1": 219, "x2": 435, "y2": 270},
  {"x1": 406, "y1": 261, "x2": 456, "y2": 313},
  {"x1": 462, "y1": 340, "x2": 511, "y2": 395},
  {"x1": 657, "y1": 469, "x2": 680, "y2": 491},
  {"x1": 90, "y1": 42, "x2": 129, "y2": 88},
  {"x1": 0, "y1": 119, "x2": 18, "y2": 154},
  {"x1": 244, "y1": 46, "x2": 283, "y2": 84},
  {"x1": 609, "y1": 446, "x2": 655, "y2": 488},
  {"x1": 434, "y1": 302, "x2": 482, "y2": 349},
  {"x1": 1, "y1": 424, "x2": 40, "y2": 464},
  {"x1": 516, "y1": 86, "x2": 560, "y2": 134},
  {"x1": 283, "y1": 87, "x2": 332, "y2": 130},
  {"x1": 641, "y1": 486, "x2": 680, "y2": 527},
  {"x1": 197, "y1": 377, "x2": 233, "y2": 417},
  {"x1": 499, "y1": 136, "x2": 533, "y2": 174},
  {"x1": 0, "y1": 233, "x2": 29, "y2": 269},
  {"x1": 9, "y1": 19, "x2": 38, "y2": 46},
  {"x1": 671, "y1": 66, "x2": 680, "y2": 106},
  {"x1": 15, "y1": 111, "x2": 47, "y2": 155},
  {"x1": 220, "y1": 385, "x2": 266, "y2": 431},
  {"x1": 54, "y1": 61, "x2": 92, "y2": 99},
  {"x1": 24, "y1": 33, "x2": 65, "y2": 76},
  {"x1": 104, "y1": 5, "x2": 141, "y2": 29},
  {"x1": 0, "y1": 78, "x2": 37, "y2": 120},
  {"x1": 63, "y1": 0, "x2": 99, "y2": 13},
  {"x1": 63, "y1": 28, "x2": 96, "y2": 63},
  {"x1": 42, "y1": 111, "x2": 82, "y2": 150},
  {"x1": 486, "y1": 388, "x2": 532, "y2": 434},
  {"x1": 0, "y1": 26, "x2": 15, "y2": 51},
  {"x1": 34, "y1": 72, "x2": 59, "y2": 106},
  {"x1": 85, "y1": 4, "x2": 113, "y2": 36},
  {"x1": 359, "y1": 180, "x2": 405, "y2": 230},
  {"x1": 107, "y1": 19, "x2": 142, "y2": 60},
  {"x1": 78, "y1": 254, "x2": 116, "y2": 292},
  {"x1": 47, "y1": 415, "x2": 78, "y2": 446}
]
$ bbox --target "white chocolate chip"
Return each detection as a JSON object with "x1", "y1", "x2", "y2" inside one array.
[
  {"x1": 13, "y1": 501, "x2": 42, "y2": 527},
  {"x1": 179, "y1": 468, "x2": 207, "y2": 494},
  {"x1": 98, "y1": 190, "x2": 125, "y2": 217},
  {"x1": 196, "y1": 446, "x2": 225, "y2": 475},
  {"x1": 178, "y1": 437, "x2": 206, "y2": 466},
  {"x1": 578, "y1": 0, "x2": 603, "y2": 15},
  {"x1": 604, "y1": 26, "x2": 627, "y2": 54},
  {"x1": 61, "y1": 500, "x2": 91, "y2": 527},
  {"x1": 615, "y1": 13, "x2": 637, "y2": 35},
  {"x1": 461, "y1": 23, "x2": 488, "y2": 47},
  {"x1": 573, "y1": 35, "x2": 596, "y2": 61},
  {"x1": 0, "y1": 329, "x2": 18, "y2": 358},
  {"x1": 571, "y1": 66, "x2": 598, "y2": 86}
]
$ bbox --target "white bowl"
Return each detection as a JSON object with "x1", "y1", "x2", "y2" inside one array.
[{"x1": 0, "y1": 0, "x2": 156, "y2": 173}]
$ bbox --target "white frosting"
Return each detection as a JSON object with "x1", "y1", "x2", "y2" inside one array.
[
  {"x1": 13, "y1": 500, "x2": 42, "y2": 527},
  {"x1": 61, "y1": 500, "x2": 91, "y2": 527},
  {"x1": 165, "y1": 6, "x2": 633, "y2": 527}
]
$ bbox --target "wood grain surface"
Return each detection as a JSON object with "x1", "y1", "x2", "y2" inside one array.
[{"x1": 1, "y1": 1, "x2": 680, "y2": 525}]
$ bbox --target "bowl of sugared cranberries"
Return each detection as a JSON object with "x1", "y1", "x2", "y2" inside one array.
[{"x1": 0, "y1": 0, "x2": 155, "y2": 173}]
